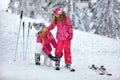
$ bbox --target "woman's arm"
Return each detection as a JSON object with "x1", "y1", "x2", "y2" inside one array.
[
  {"x1": 47, "y1": 22, "x2": 56, "y2": 31},
  {"x1": 66, "y1": 16, "x2": 73, "y2": 40}
]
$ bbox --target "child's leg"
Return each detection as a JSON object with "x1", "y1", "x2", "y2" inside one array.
[
  {"x1": 35, "y1": 43, "x2": 42, "y2": 65},
  {"x1": 43, "y1": 53, "x2": 47, "y2": 65},
  {"x1": 35, "y1": 53, "x2": 40, "y2": 65},
  {"x1": 46, "y1": 56, "x2": 52, "y2": 67},
  {"x1": 43, "y1": 53, "x2": 52, "y2": 67}
]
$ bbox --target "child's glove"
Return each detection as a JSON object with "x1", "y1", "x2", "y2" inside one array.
[
  {"x1": 55, "y1": 55, "x2": 61, "y2": 61},
  {"x1": 48, "y1": 54, "x2": 60, "y2": 61}
]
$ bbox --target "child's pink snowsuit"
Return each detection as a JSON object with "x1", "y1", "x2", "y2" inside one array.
[
  {"x1": 37, "y1": 31, "x2": 57, "y2": 56},
  {"x1": 48, "y1": 16, "x2": 73, "y2": 65}
]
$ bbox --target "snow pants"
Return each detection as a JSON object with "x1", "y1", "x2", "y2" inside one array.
[
  {"x1": 55, "y1": 40, "x2": 72, "y2": 65},
  {"x1": 35, "y1": 43, "x2": 52, "y2": 66}
]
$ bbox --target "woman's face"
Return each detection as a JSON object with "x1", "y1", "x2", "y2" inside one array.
[{"x1": 54, "y1": 13, "x2": 60, "y2": 17}]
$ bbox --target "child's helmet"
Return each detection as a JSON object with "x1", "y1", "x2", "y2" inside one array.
[
  {"x1": 40, "y1": 22, "x2": 45, "y2": 27},
  {"x1": 33, "y1": 22, "x2": 45, "y2": 32}
]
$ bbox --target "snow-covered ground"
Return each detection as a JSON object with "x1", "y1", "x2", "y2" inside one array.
[{"x1": 0, "y1": 10, "x2": 120, "y2": 80}]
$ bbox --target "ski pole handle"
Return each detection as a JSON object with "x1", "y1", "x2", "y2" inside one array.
[{"x1": 20, "y1": 10, "x2": 23, "y2": 19}]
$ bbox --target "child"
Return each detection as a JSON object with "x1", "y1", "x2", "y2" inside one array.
[
  {"x1": 47, "y1": 7, "x2": 74, "y2": 70},
  {"x1": 33, "y1": 22, "x2": 57, "y2": 66}
]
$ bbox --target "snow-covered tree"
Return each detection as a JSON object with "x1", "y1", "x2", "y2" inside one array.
[
  {"x1": 8, "y1": 0, "x2": 18, "y2": 13},
  {"x1": 81, "y1": 7, "x2": 90, "y2": 31},
  {"x1": 91, "y1": 0, "x2": 120, "y2": 39},
  {"x1": 8, "y1": 0, "x2": 91, "y2": 31}
]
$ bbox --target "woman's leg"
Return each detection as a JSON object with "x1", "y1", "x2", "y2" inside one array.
[
  {"x1": 55, "y1": 40, "x2": 64, "y2": 70},
  {"x1": 64, "y1": 40, "x2": 72, "y2": 65},
  {"x1": 55, "y1": 40, "x2": 64, "y2": 57}
]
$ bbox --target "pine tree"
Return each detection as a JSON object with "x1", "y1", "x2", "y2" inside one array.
[
  {"x1": 91, "y1": 0, "x2": 120, "y2": 39},
  {"x1": 8, "y1": 0, "x2": 91, "y2": 31}
]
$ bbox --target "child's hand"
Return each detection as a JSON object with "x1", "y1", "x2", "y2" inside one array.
[
  {"x1": 51, "y1": 56, "x2": 61, "y2": 62},
  {"x1": 48, "y1": 54, "x2": 60, "y2": 61}
]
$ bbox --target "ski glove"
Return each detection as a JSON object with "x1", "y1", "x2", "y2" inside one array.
[{"x1": 48, "y1": 54, "x2": 60, "y2": 61}]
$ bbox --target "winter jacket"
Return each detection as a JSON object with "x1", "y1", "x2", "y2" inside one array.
[
  {"x1": 36, "y1": 31, "x2": 57, "y2": 56},
  {"x1": 48, "y1": 16, "x2": 73, "y2": 40}
]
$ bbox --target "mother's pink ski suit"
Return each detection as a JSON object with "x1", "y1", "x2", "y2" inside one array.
[{"x1": 48, "y1": 16, "x2": 73, "y2": 64}]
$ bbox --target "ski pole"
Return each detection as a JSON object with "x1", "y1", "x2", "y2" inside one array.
[
  {"x1": 25, "y1": 22, "x2": 31, "y2": 60},
  {"x1": 23, "y1": 21, "x2": 25, "y2": 60},
  {"x1": 14, "y1": 10, "x2": 23, "y2": 61}
]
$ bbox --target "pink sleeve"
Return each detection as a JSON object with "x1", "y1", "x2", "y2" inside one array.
[
  {"x1": 66, "y1": 16, "x2": 72, "y2": 27},
  {"x1": 47, "y1": 22, "x2": 55, "y2": 31},
  {"x1": 66, "y1": 16, "x2": 73, "y2": 40}
]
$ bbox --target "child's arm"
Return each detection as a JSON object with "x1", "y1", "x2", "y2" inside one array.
[
  {"x1": 38, "y1": 32, "x2": 44, "y2": 45},
  {"x1": 47, "y1": 22, "x2": 55, "y2": 31}
]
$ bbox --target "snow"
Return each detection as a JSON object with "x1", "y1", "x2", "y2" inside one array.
[
  {"x1": 0, "y1": 10, "x2": 120, "y2": 80},
  {"x1": 0, "y1": 0, "x2": 120, "y2": 80},
  {"x1": 0, "y1": 0, "x2": 10, "y2": 11}
]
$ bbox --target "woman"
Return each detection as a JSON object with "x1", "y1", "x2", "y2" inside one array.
[{"x1": 46, "y1": 7, "x2": 74, "y2": 71}]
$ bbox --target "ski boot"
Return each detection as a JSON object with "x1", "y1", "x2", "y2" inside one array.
[
  {"x1": 65, "y1": 64, "x2": 71, "y2": 69},
  {"x1": 65, "y1": 64, "x2": 75, "y2": 72},
  {"x1": 35, "y1": 53, "x2": 40, "y2": 65},
  {"x1": 55, "y1": 60, "x2": 60, "y2": 70}
]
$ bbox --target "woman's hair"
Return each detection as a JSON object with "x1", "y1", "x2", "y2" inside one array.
[{"x1": 53, "y1": 11, "x2": 67, "y2": 26}]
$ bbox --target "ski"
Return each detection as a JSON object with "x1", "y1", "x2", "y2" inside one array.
[
  {"x1": 88, "y1": 65, "x2": 112, "y2": 76},
  {"x1": 67, "y1": 68, "x2": 75, "y2": 72},
  {"x1": 55, "y1": 66, "x2": 75, "y2": 72},
  {"x1": 96, "y1": 66, "x2": 112, "y2": 76},
  {"x1": 88, "y1": 65, "x2": 104, "y2": 75},
  {"x1": 55, "y1": 67, "x2": 75, "y2": 72},
  {"x1": 65, "y1": 65, "x2": 75, "y2": 72}
]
